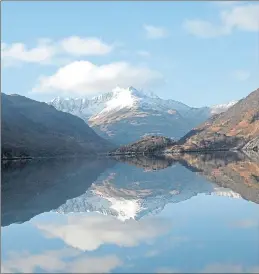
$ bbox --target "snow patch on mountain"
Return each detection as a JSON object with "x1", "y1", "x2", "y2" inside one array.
[
  {"x1": 49, "y1": 86, "x2": 236, "y2": 144},
  {"x1": 49, "y1": 86, "x2": 192, "y2": 119},
  {"x1": 210, "y1": 101, "x2": 238, "y2": 115},
  {"x1": 93, "y1": 87, "x2": 139, "y2": 117},
  {"x1": 211, "y1": 187, "x2": 242, "y2": 199},
  {"x1": 50, "y1": 86, "x2": 235, "y2": 119}
]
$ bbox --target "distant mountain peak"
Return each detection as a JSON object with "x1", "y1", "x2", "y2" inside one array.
[
  {"x1": 112, "y1": 86, "x2": 154, "y2": 99},
  {"x1": 49, "y1": 87, "x2": 236, "y2": 145},
  {"x1": 128, "y1": 86, "x2": 138, "y2": 92}
]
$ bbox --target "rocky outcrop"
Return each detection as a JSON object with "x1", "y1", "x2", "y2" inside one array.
[
  {"x1": 243, "y1": 137, "x2": 259, "y2": 151},
  {"x1": 113, "y1": 135, "x2": 176, "y2": 155}
]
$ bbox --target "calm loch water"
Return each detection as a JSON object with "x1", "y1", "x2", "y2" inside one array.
[{"x1": 1, "y1": 154, "x2": 259, "y2": 273}]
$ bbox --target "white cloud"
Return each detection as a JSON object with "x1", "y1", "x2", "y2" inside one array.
[
  {"x1": 213, "y1": 1, "x2": 240, "y2": 7},
  {"x1": 156, "y1": 267, "x2": 180, "y2": 273},
  {"x1": 2, "y1": 248, "x2": 122, "y2": 273},
  {"x1": 145, "y1": 250, "x2": 160, "y2": 258},
  {"x1": 32, "y1": 60, "x2": 164, "y2": 97},
  {"x1": 232, "y1": 70, "x2": 251, "y2": 81},
  {"x1": 155, "y1": 264, "x2": 259, "y2": 274},
  {"x1": 2, "y1": 249, "x2": 75, "y2": 273},
  {"x1": 68, "y1": 255, "x2": 122, "y2": 273},
  {"x1": 184, "y1": 3, "x2": 259, "y2": 38},
  {"x1": 1, "y1": 36, "x2": 114, "y2": 67},
  {"x1": 183, "y1": 20, "x2": 229, "y2": 38},
  {"x1": 221, "y1": 4, "x2": 259, "y2": 32},
  {"x1": 1, "y1": 42, "x2": 7, "y2": 50},
  {"x1": 136, "y1": 50, "x2": 150, "y2": 57},
  {"x1": 1, "y1": 40, "x2": 56, "y2": 65},
  {"x1": 202, "y1": 263, "x2": 259, "y2": 273},
  {"x1": 36, "y1": 214, "x2": 172, "y2": 251},
  {"x1": 60, "y1": 36, "x2": 113, "y2": 56},
  {"x1": 231, "y1": 218, "x2": 259, "y2": 228},
  {"x1": 144, "y1": 24, "x2": 169, "y2": 39}
]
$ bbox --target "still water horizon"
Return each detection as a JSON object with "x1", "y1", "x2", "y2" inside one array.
[{"x1": 1, "y1": 153, "x2": 259, "y2": 273}]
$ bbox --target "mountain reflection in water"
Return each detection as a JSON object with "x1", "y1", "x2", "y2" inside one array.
[{"x1": 1, "y1": 152, "x2": 259, "y2": 273}]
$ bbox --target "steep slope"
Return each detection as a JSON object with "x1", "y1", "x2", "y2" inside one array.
[
  {"x1": 1, "y1": 93, "x2": 114, "y2": 158},
  {"x1": 171, "y1": 88, "x2": 259, "y2": 151},
  {"x1": 50, "y1": 87, "x2": 233, "y2": 145}
]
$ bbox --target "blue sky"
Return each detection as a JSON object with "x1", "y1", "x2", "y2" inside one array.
[{"x1": 2, "y1": 1, "x2": 259, "y2": 107}]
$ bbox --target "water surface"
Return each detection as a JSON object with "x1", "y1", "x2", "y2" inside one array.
[{"x1": 2, "y1": 153, "x2": 259, "y2": 273}]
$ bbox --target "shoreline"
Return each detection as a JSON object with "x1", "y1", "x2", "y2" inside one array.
[
  {"x1": 2, "y1": 147, "x2": 257, "y2": 161},
  {"x1": 108, "y1": 147, "x2": 258, "y2": 156},
  {"x1": 1, "y1": 154, "x2": 106, "y2": 162}
]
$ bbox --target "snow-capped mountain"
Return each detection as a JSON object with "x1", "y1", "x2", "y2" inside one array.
[
  {"x1": 49, "y1": 87, "x2": 235, "y2": 145},
  {"x1": 50, "y1": 86, "x2": 192, "y2": 120}
]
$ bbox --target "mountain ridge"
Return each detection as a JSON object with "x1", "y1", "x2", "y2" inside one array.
[
  {"x1": 1, "y1": 93, "x2": 114, "y2": 158},
  {"x1": 49, "y1": 86, "x2": 235, "y2": 145}
]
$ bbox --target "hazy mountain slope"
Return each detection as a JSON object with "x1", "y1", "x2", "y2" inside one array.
[
  {"x1": 1, "y1": 93, "x2": 114, "y2": 158},
  {"x1": 50, "y1": 87, "x2": 234, "y2": 145}
]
